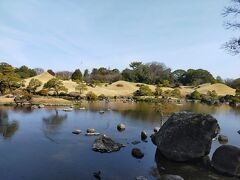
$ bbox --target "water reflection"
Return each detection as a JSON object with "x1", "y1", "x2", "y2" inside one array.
[
  {"x1": 0, "y1": 110, "x2": 19, "y2": 138},
  {"x1": 13, "y1": 106, "x2": 33, "y2": 113},
  {"x1": 154, "y1": 149, "x2": 238, "y2": 180},
  {"x1": 42, "y1": 110, "x2": 67, "y2": 143}
]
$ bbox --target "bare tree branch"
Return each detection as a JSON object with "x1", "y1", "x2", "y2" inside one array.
[
  {"x1": 222, "y1": 0, "x2": 240, "y2": 55},
  {"x1": 224, "y1": 22, "x2": 240, "y2": 29},
  {"x1": 223, "y1": 8, "x2": 240, "y2": 17},
  {"x1": 223, "y1": 38, "x2": 240, "y2": 55}
]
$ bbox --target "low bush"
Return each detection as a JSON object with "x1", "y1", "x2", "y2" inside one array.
[
  {"x1": 116, "y1": 84, "x2": 124, "y2": 87},
  {"x1": 37, "y1": 89, "x2": 49, "y2": 96},
  {"x1": 134, "y1": 85, "x2": 153, "y2": 96},
  {"x1": 86, "y1": 91, "x2": 97, "y2": 101}
]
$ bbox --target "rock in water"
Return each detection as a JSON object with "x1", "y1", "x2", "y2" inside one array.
[
  {"x1": 93, "y1": 171, "x2": 101, "y2": 179},
  {"x1": 132, "y1": 141, "x2": 141, "y2": 145},
  {"x1": 141, "y1": 131, "x2": 148, "y2": 140},
  {"x1": 85, "y1": 133, "x2": 100, "y2": 136},
  {"x1": 136, "y1": 176, "x2": 148, "y2": 180},
  {"x1": 87, "y1": 128, "x2": 95, "y2": 133},
  {"x1": 159, "y1": 175, "x2": 184, "y2": 180},
  {"x1": 92, "y1": 135, "x2": 125, "y2": 153},
  {"x1": 154, "y1": 127, "x2": 160, "y2": 133},
  {"x1": 132, "y1": 148, "x2": 144, "y2": 159},
  {"x1": 150, "y1": 133, "x2": 157, "y2": 146},
  {"x1": 38, "y1": 104, "x2": 45, "y2": 108},
  {"x1": 218, "y1": 134, "x2": 228, "y2": 144},
  {"x1": 212, "y1": 145, "x2": 240, "y2": 177},
  {"x1": 155, "y1": 112, "x2": 219, "y2": 162},
  {"x1": 117, "y1": 123, "x2": 125, "y2": 131},
  {"x1": 72, "y1": 130, "x2": 81, "y2": 135}
]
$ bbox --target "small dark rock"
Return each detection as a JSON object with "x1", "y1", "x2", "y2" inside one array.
[
  {"x1": 31, "y1": 105, "x2": 38, "y2": 109},
  {"x1": 92, "y1": 135, "x2": 125, "y2": 153},
  {"x1": 154, "y1": 127, "x2": 160, "y2": 133},
  {"x1": 212, "y1": 145, "x2": 240, "y2": 177},
  {"x1": 150, "y1": 133, "x2": 157, "y2": 146},
  {"x1": 218, "y1": 134, "x2": 228, "y2": 144},
  {"x1": 93, "y1": 171, "x2": 101, "y2": 180},
  {"x1": 132, "y1": 141, "x2": 141, "y2": 145},
  {"x1": 141, "y1": 131, "x2": 148, "y2": 140},
  {"x1": 72, "y1": 130, "x2": 81, "y2": 135},
  {"x1": 132, "y1": 148, "x2": 144, "y2": 159},
  {"x1": 117, "y1": 123, "x2": 125, "y2": 131},
  {"x1": 99, "y1": 111, "x2": 105, "y2": 114},
  {"x1": 87, "y1": 128, "x2": 95, "y2": 133},
  {"x1": 85, "y1": 133, "x2": 100, "y2": 136},
  {"x1": 238, "y1": 130, "x2": 240, "y2": 135},
  {"x1": 159, "y1": 175, "x2": 184, "y2": 180}
]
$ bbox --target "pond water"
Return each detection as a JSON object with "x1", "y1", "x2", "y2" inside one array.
[{"x1": 0, "y1": 102, "x2": 240, "y2": 180}]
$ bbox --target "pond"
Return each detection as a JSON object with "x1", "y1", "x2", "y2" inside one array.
[{"x1": 0, "y1": 102, "x2": 240, "y2": 180}]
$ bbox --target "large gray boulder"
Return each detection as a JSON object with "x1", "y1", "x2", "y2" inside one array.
[
  {"x1": 155, "y1": 112, "x2": 219, "y2": 162},
  {"x1": 212, "y1": 145, "x2": 240, "y2": 177},
  {"x1": 92, "y1": 135, "x2": 125, "y2": 153}
]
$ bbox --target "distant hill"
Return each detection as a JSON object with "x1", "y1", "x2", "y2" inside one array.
[
  {"x1": 25, "y1": 72, "x2": 236, "y2": 97},
  {"x1": 179, "y1": 83, "x2": 236, "y2": 96},
  {"x1": 25, "y1": 72, "x2": 54, "y2": 89}
]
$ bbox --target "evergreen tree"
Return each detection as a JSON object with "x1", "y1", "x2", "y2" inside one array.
[{"x1": 71, "y1": 69, "x2": 82, "y2": 81}]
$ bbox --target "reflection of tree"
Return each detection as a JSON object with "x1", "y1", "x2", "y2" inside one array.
[
  {"x1": 42, "y1": 110, "x2": 67, "y2": 143},
  {"x1": 13, "y1": 106, "x2": 33, "y2": 113},
  {"x1": 0, "y1": 110, "x2": 19, "y2": 138}
]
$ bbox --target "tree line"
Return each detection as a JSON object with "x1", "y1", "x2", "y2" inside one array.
[{"x1": 0, "y1": 61, "x2": 240, "y2": 95}]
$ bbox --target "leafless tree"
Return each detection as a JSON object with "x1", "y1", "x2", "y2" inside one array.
[
  {"x1": 55, "y1": 71, "x2": 73, "y2": 80},
  {"x1": 33, "y1": 68, "x2": 44, "y2": 75},
  {"x1": 223, "y1": 0, "x2": 240, "y2": 55}
]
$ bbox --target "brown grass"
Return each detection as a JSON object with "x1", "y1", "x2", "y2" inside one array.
[
  {"x1": 179, "y1": 83, "x2": 236, "y2": 96},
  {"x1": 31, "y1": 97, "x2": 72, "y2": 105},
  {"x1": 24, "y1": 72, "x2": 236, "y2": 97}
]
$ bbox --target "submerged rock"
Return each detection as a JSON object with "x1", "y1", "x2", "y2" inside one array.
[
  {"x1": 218, "y1": 134, "x2": 228, "y2": 144},
  {"x1": 132, "y1": 140, "x2": 141, "y2": 145},
  {"x1": 155, "y1": 112, "x2": 219, "y2": 162},
  {"x1": 31, "y1": 105, "x2": 38, "y2": 109},
  {"x1": 85, "y1": 133, "x2": 101, "y2": 136},
  {"x1": 159, "y1": 175, "x2": 184, "y2": 180},
  {"x1": 117, "y1": 123, "x2": 125, "y2": 131},
  {"x1": 136, "y1": 176, "x2": 148, "y2": 180},
  {"x1": 92, "y1": 135, "x2": 125, "y2": 153},
  {"x1": 63, "y1": 107, "x2": 73, "y2": 112},
  {"x1": 132, "y1": 148, "x2": 144, "y2": 159},
  {"x1": 212, "y1": 145, "x2": 240, "y2": 177},
  {"x1": 93, "y1": 171, "x2": 101, "y2": 180}
]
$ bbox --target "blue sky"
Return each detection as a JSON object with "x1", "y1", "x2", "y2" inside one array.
[{"x1": 0, "y1": 0, "x2": 239, "y2": 78}]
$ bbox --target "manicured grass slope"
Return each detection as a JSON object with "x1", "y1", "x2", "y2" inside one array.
[{"x1": 26, "y1": 72, "x2": 236, "y2": 96}]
